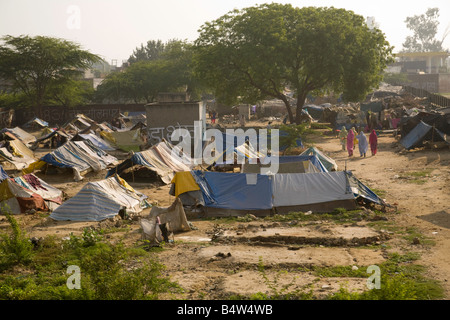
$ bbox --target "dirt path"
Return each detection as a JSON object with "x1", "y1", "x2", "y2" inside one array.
[{"x1": 309, "y1": 130, "x2": 450, "y2": 298}]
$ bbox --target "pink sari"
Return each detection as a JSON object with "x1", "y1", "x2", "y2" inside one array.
[
  {"x1": 347, "y1": 129, "x2": 355, "y2": 156},
  {"x1": 369, "y1": 129, "x2": 378, "y2": 155}
]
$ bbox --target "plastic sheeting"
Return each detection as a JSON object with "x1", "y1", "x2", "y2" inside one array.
[
  {"x1": 50, "y1": 175, "x2": 149, "y2": 221},
  {"x1": 189, "y1": 170, "x2": 384, "y2": 211},
  {"x1": 191, "y1": 170, "x2": 273, "y2": 210},
  {"x1": 272, "y1": 172, "x2": 354, "y2": 207},
  {"x1": 400, "y1": 120, "x2": 449, "y2": 150}
]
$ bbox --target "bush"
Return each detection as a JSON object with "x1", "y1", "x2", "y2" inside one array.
[{"x1": 0, "y1": 210, "x2": 34, "y2": 268}]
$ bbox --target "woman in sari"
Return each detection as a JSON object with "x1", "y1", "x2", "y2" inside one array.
[
  {"x1": 369, "y1": 129, "x2": 378, "y2": 156},
  {"x1": 339, "y1": 127, "x2": 348, "y2": 151},
  {"x1": 346, "y1": 128, "x2": 355, "y2": 157}
]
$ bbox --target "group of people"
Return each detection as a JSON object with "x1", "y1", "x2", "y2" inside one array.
[{"x1": 339, "y1": 126, "x2": 378, "y2": 158}]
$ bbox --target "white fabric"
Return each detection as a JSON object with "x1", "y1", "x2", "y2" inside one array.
[{"x1": 272, "y1": 171, "x2": 355, "y2": 207}]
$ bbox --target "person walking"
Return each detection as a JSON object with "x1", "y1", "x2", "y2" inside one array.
[
  {"x1": 339, "y1": 126, "x2": 348, "y2": 151},
  {"x1": 369, "y1": 129, "x2": 378, "y2": 156},
  {"x1": 347, "y1": 127, "x2": 355, "y2": 157},
  {"x1": 357, "y1": 129, "x2": 368, "y2": 158}
]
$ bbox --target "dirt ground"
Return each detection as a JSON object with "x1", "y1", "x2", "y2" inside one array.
[{"x1": 1, "y1": 121, "x2": 449, "y2": 300}]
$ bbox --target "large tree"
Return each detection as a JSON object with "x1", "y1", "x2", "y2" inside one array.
[
  {"x1": 97, "y1": 39, "x2": 200, "y2": 103},
  {"x1": 193, "y1": 3, "x2": 394, "y2": 123},
  {"x1": 402, "y1": 8, "x2": 448, "y2": 53},
  {"x1": 0, "y1": 35, "x2": 100, "y2": 117}
]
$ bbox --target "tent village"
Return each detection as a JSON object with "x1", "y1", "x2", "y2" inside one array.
[{"x1": 0, "y1": 85, "x2": 448, "y2": 299}]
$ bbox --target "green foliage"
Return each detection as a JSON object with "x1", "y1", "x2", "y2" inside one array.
[
  {"x1": 194, "y1": 3, "x2": 394, "y2": 123},
  {"x1": 0, "y1": 236, "x2": 181, "y2": 300},
  {"x1": 0, "y1": 209, "x2": 34, "y2": 268},
  {"x1": 279, "y1": 124, "x2": 311, "y2": 153},
  {"x1": 96, "y1": 39, "x2": 200, "y2": 103},
  {"x1": 0, "y1": 35, "x2": 100, "y2": 114}
]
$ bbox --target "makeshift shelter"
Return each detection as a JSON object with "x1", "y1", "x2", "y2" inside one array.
[
  {"x1": 105, "y1": 140, "x2": 193, "y2": 184},
  {"x1": 140, "y1": 197, "x2": 191, "y2": 244},
  {"x1": 23, "y1": 117, "x2": 49, "y2": 129},
  {"x1": 0, "y1": 138, "x2": 36, "y2": 170},
  {"x1": 173, "y1": 170, "x2": 386, "y2": 216},
  {"x1": 300, "y1": 147, "x2": 338, "y2": 171},
  {"x1": 0, "y1": 173, "x2": 63, "y2": 214},
  {"x1": 400, "y1": 120, "x2": 449, "y2": 150},
  {"x1": 30, "y1": 128, "x2": 72, "y2": 150},
  {"x1": 25, "y1": 140, "x2": 118, "y2": 181},
  {"x1": 71, "y1": 132, "x2": 116, "y2": 152},
  {"x1": 100, "y1": 128, "x2": 145, "y2": 152},
  {"x1": 2, "y1": 127, "x2": 36, "y2": 147},
  {"x1": 50, "y1": 175, "x2": 149, "y2": 221}
]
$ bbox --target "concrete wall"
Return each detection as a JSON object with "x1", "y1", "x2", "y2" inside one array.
[
  {"x1": 13, "y1": 104, "x2": 146, "y2": 127},
  {"x1": 145, "y1": 101, "x2": 206, "y2": 145}
]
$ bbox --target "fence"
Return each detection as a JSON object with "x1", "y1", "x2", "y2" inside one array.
[{"x1": 403, "y1": 86, "x2": 450, "y2": 108}]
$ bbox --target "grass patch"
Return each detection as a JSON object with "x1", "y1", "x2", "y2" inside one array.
[{"x1": 0, "y1": 224, "x2": 182, "y2": 300}]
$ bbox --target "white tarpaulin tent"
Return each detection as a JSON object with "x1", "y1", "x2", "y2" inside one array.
[{"x1": 50, "y1": 175, "x2": 149, "y2": 221}]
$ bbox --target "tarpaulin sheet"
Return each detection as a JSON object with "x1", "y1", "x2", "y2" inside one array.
[
  {"x1": 400, "y1": 120, "x2": 448, "y2": 149},
  {"x1": 50, "y1": 175, "x2": 149, "y2": 221},
  {"x1": 191, "y1": 170, "x2": 273, "y2": 210},
  {"x1": 272, "y1": 172, "x2": 355, "y2": 207}
]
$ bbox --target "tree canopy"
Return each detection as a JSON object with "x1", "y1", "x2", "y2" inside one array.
[
  {"x1": 96, "y1": 39, "x2": 199, "y2": 103},
  {"x1": 193, "y1": 3, "x2": 394, "y2": 123},
  {"x1": 402, "y1": 8, "x2": 448, "y2": 53},
  {"x1": 0, "y1": 35, "x2": 100, "y2": 116}
]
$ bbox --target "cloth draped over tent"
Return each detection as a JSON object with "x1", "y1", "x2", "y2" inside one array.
[
  {"x1": 50, "y1": 175, "x2": 149, "y2": 221},
  {"x1": 100, "y1": 129, "x2": 144, "y2": 152},
  {"x1": 106, "y1": 140, "x2": 193, "y2": 184},
  {"x1": 28, "y1": 140, "x2": 118, "y2": 181},
  {"x1": 0, "y1": 173, "x2": 63, "y2": 214},
  {"x1": 0, "y1": 139, "x2": 36, "y2": 170}
]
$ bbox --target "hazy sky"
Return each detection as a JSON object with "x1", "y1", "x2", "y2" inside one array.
[{"x1": 1, "y1": 0, "x2": 449, "y2": 66}]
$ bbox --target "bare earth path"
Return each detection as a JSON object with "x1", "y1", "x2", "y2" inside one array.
[{"x1": 310, "y1": 130, "x2": 450, "y2": 298}]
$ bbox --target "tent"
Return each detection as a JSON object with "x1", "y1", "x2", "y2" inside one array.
[
  {"x1": 400, "y1": 120, "x2": 449, "y2": 150},
  {"x1": 50, "y1": 175, "x2": 150, "y2": 221},
  {"x1": 1, "y1": 127, "x2": 37, "y2": 147},
  {"x1": 100, "y1": 128, "x2": 145, "y2": 152},
  {"x1": 300, "y1": 147, "x2": 338, "y2": 171},
  {"x1": 0, "y1": 138, "x2": 36, "y2": 170},
  {"x1": 23, "y1": 117, "x2": 49, "y2": 129},
  {"x1": 25, "y1": 140, "x2": 118, "y2": 181},
  {"x1": 71, "y1": 132, "x2": 116, "y2": 152},
  {"x1": 178, "y1": 170, "x2": 386, "y2": 216},
  {"x1": 105, "y1": 140, "x2": 193, "y2": 184},
  {"x1": 0, "y1": 173, "x2": 63, "y2": 214}
]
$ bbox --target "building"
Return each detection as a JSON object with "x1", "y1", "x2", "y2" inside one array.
[{"x1": 145, "y1": 92, "x2": 206, "y2": 146}]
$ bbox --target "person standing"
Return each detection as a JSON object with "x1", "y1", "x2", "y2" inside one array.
[
  {"x1": 339, "y1": 127, "x2": 348, "y2": 151},
  {"x1": 369, "y1": 129, "x2": 378, "y2": 156},
  {"x1": 211, "y1": 110, "x2": 217, "y2": 124},
  {"x1": 347, "y1": 127, "x2": 355, "y2": 157},
  {"x1": 357, "y1": 129, "x2": 368, "y2": 158}
]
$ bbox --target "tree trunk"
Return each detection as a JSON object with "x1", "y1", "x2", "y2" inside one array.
[
  {"x1": 295, "y1": 92, "x2": 307, "y2": 124},
  {"x1": 280, "y1": 95, "x2": 295, "y2": 124}
]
